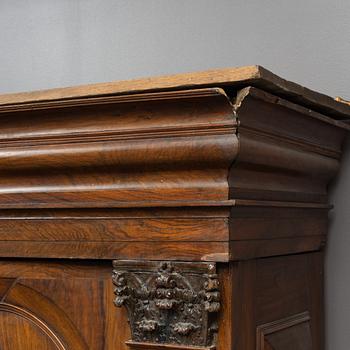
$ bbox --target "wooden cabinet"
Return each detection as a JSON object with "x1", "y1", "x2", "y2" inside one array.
[{"x1": 0, "y1": 66, "x2": 348, "y2": 349}]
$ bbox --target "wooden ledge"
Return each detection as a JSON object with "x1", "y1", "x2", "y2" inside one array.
[
  {"x1": 1, "y1": 65, "x2": 350, "y2": 120},
  {"x1": 126, "y1": 341, "x2": 215, "y2": 350}
]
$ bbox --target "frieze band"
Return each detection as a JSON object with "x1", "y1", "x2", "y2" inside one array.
[{"x1": 112, "y1": 260, "x2": 221, "y2": 349}]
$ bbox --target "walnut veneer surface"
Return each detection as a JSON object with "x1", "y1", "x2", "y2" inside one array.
[{"x1": 0, "y1": 66, "x2": 348, "y2": 350}]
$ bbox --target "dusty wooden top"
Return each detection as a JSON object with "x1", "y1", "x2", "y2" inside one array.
[{"x1": 1, "y1": 65, "x2": 349, "y2": 120}]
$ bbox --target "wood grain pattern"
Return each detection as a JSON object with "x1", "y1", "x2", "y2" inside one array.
[
  {"x1": 0, "y1": 260, "x2": 123, "y2": 349},
  {"x1": 0, "y1": 303, "x2": 66, "y2": 350},
  {"x1": 1, "y1": 66, "x2": 350, "y2": 120},
  {"x1": 0, "y1": 84, "x2": 346, "y2": 261},
  {"x1": 0, "y1": 217, "x2": 229, "y2": 241},
  {"x1": 0, "y1": 310, "x2": 63, "y2": 350},
  {"x1": 0, "y1": 68, "x2": 347, "y2": 349},
  {"x1": 0, "y1": 241, "x2": 230, "y2": 261},
  {"x1": 256, "y1": 312, "x2": 312, "y2": 350},
  {"x1": 0, "y1": 88, "x2": 237, "y2": 210},
  {"x1": 225, "y1": 253, "x2": 325, "y2": 350},
  {"x1": 230, "y1": 87, "x2": 347, "y2": 203}
]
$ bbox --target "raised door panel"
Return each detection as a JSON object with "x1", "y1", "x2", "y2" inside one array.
[
  {"x1": 264, "y1": 324, "x2": 312, "y2": 350},
  {"x1": 0, "y1": 260, "x2": 126, "y2": 350},
  {"x1": 256, "y1": 312, "x2": 312, "y2": 350},
  {"x1": 0, "y1": 305, "x2": 64, "y2": 350}
]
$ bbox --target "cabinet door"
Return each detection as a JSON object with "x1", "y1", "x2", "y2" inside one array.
[
  {"x1": 0, "y1": 303, "x2": 65, "y2": 350},
  {"x1": 0, "y1": 260, "x2": 127, "y2": 350}
]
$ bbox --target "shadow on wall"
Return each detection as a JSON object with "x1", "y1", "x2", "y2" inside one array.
[{"x1": 326, "y1": 136, "x2": 350, "y2": 350}]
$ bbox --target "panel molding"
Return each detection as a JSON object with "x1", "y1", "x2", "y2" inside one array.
[
  {"x1": 0, "y1": 302, "x2": 67, "y2": 350},
  {"x1": 256, "y1": 312, "x2": 311, "y2": 350}
]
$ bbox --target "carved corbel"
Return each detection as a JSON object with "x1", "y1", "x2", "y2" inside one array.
[{"x1": 112, "y1": 260, "x2": 220, "y2": 349}]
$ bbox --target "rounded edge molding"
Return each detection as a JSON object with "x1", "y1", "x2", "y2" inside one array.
[{"x1": 0, "y1": 302, "x2": 67, "y2": 350}]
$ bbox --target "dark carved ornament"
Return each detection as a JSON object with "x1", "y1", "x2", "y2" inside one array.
[{"x1": 112, "y1": 260, "x2": 220, "y2": 348}]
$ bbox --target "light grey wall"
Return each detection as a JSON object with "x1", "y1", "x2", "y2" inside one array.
[{"x1": 0, "y1": 1, "x2": 349, "y2": 348}]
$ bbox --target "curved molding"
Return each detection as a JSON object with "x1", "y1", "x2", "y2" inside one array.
[
  {"x1": 0, "y1": 87, "x2": 238, "y2": 209},
  {"x1": 2, "y1": 283, "x2": 88, "y2": 350},
  {"x1": 230, "y1": 87, "x2": 347, "y2": 203},
  {"x1": 0, "y1": 302, "x2": 67, "y2": 349}
]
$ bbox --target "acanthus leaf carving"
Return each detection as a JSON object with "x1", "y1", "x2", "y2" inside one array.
[{"x1": 112, "y1": 260, "x2": 220, "y2": 348}]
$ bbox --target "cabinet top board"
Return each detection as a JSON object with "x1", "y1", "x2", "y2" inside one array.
[{"x1": 0, "y1": 65, "x2": 349, "y2": 120}]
